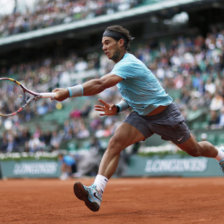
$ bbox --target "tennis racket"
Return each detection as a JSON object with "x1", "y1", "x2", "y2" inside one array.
[{"x1": 0, "y1": 77, "x2": 56, "y2": 117}]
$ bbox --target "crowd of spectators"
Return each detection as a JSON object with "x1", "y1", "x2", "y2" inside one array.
[
  {"x1": 0, "y1": 0, "x2": 142, "y2": 37},
  {"x1": 0, "y1": 24, "x2": 224, "y2": 153}
]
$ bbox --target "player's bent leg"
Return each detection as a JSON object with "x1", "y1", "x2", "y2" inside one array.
[
  {"x1": 98, "y1": 122, "x2": 145, "y2": 179},
  {"x1": 73, "y1": 122, "x2": 145, "y2": 212},
  {"x1": 175, "y1": 134, "x2": 218, "y2": 158},
  {"x1": 176, "y1": 134, "x2": 224, "y2": 173}
]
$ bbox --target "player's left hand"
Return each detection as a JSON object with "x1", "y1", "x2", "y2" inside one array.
[{"x1": 94, "y1": 99, "x2": 118, "y2": 116}]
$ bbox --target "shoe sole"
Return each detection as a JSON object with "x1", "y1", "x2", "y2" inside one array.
[{"x1": 73, "y1": 182, "x2": 100, "y2": 212}]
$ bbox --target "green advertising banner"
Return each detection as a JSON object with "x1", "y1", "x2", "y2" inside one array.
[
  {"x1": 0, "y1": 160, "x2": 60, "y2": 178},
  {"x1": 1, "y1": 155, "x2": 223, "y2": 179},
  {"x1": 125, "y1": 155, "x2": 224, "y2": 177}
]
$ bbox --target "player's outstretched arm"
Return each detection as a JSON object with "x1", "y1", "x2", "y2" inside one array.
[
  {"x1": 53, "y1": 74, "x2": 122, "y2": 102},
  {"x1": 82, "y1": 74, "x2": 122, "y2": 96}
]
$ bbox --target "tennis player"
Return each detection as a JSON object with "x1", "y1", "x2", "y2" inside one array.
[{"x1": 53, "y1": 25, "x2": 224, "y2": 212}]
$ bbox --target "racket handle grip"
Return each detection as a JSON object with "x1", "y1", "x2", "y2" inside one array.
[{"x1": 39, "y1": 92, "x2": 56, "y2": 98}]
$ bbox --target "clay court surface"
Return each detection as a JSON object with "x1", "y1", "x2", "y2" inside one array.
[{"x1": 0, "y1": 177, "x2": 224, "y2": 224}]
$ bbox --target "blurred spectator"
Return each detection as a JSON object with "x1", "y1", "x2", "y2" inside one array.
[
  {"x1": 73, "y1": 147, "x2": 101, "y2": 177},
  {"x1": 1, "y1": 23, "x2": 224, "y2": 155},
  {"x1": 210, "y1": 92, "x2": 223, "y2": 111},
  {"x1": 58, "y1": 153, "x2": 77, "y2": 180},
  {"x1": 205, "y1": 78, "x2": 216, "y2": 95},
  {"x1": 80, "y1": 102, "x2": 92, "y2": 118},
  {"x1": 50, "y1": 130, "x2": 63, "y2": 151},
  {"x1": 218, "y1": 106, "x2": 224, "y2": 127},
  {"x1": 28, "y1": 135, "x2": 46, "y2": 152},
  {"x1": 209, "y1": 110, "x2": 220, "y2": 129},
  {"x1": 63, "y1": 120, "x2": 73, "y2": 140},
  {"x1": 76, "y1": 120, "x2": 90, "y2": 139},
  {"x1": 0, "y1": 132, "x2": 8, "y2": 153},
  {"x1": 89, "y1": 136, "x2": 104, "y2": 153},
  {"x1": 0, "y1": 0, "x2": 142, "y2": 37}
]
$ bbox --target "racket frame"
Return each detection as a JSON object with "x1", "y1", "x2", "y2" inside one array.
[{"x1": 0, "y1": 77, "x2": 56, "y2": 117}]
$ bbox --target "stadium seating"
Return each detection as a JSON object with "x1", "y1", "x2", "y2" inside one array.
[{"x1": 1, "y1": 0, "x2": 224, "y2": 156}]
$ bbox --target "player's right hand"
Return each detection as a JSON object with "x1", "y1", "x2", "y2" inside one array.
[{"x1": 52, "y1": 88, "x2": 69, "y2": 101}]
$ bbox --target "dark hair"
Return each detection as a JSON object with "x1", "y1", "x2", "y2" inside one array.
[{"x1": 103, "y1": 25, "x2": 134, "y2": 50}]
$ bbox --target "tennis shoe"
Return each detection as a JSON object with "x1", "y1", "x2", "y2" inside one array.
[{"x1": 73, "y1": 182, "x2": 102, "y2": 212}]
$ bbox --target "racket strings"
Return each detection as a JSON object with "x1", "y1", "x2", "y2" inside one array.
[
  {"x1": 0, "y1": 79, "x2": 27, "y2": 116},
  {"x1": 0, "y1": 78, "x2": 43, "y2": 117}
]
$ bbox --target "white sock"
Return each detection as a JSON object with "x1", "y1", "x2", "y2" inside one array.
[
  {"x1": 93, "y1": 174, "x2": 108, "y2": 194},
  {"x1": 216, "y1": 147, "x2": 224, "y2": 161}
]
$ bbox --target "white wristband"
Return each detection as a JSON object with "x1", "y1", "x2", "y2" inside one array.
[
  {"x1": 67, "y1": 84, "x2": 84, "y2": 97},
  {"x1": 116, "y1": 100, "x2": 129, "y2": 113}
]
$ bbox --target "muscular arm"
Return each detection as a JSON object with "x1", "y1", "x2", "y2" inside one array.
[
  {"x1": 82, "y1": 74, "x2": 123, "y2": 96},
  {"x1": 53, "y1": 74, "x2": 123, "y2": 101}
]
